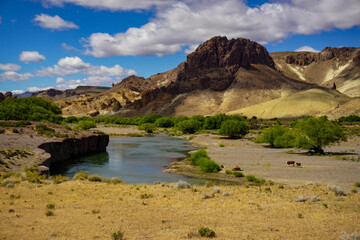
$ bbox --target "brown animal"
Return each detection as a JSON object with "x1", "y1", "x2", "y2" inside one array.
[
  {"x1": 286, "y1": 161, "x2": 295, "y2": 166},
  {"x1": 296, "y1": 162, "x2": 301, "y2": 167},
  {"x1": 232, "y1": 167, "x2": 243, "y2": 171},
  {"x1": 221, "y1": 165, "x2": 224, "y2": 168}
]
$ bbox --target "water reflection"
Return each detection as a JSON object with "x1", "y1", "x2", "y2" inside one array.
[{"x1": 52, "y1": 135, "x2": 204, "y2": 184}]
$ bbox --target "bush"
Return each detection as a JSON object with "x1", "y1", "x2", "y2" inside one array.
[
  {"x1": 63, "y1": 116, "x2": 79, "y2": 123},
  {"x1": 154, "y1": 117, "x2": 175, "y2": 128},
  {"x1": 246, "y1": 175, "x2": 266, "y2": 185},
  {"x1": 175, "y1": 120, "x2": 202, "y2": 134},
  {"x1": 103, "y1": 177, "x2": 122, "y2": 184},
  {"x1": 355, "y1": 182, "x2": 360, "y2": 187},
  {"x1": 74, "y1": 121, "x2": 96, "y2": 130},
  {"x1": 72, "y1": 171, "x2": 88, "y2": 180},
  {"x1": 45, "y1": 210, "x2": 54, "y2": 216},
  {"x1": 219, "y1": 120, "x2": 249, "y2": 138},
  {"x1": 255, "y1": 125, "x2": 292, "y2": 147},
  {"x1": 137, "y1": 123, "x2": 156, "y2": 133},
  {"x1": 0, "y1": 97, "x2": 62, "y2": 123},
  {"x1": 112, "y1": 231, "x2": 124, "y2": 240},
  {"x1": 140, "y1": 193, "x2": 154, "y2": 199},
  {"x1": 46, "y1": 203, "x2": 55, "y2": 209},
  {"x1": 233, "y1": 171, "x2": 244, "y2": 177},
  {"x1": 188, "y1": 150, "x2": 221, "y2": 173},
  {"x1": 53, "y1": 175, "x2": 69, "y2": 184},
  {"x1": 35, "y1": 124, "x2": 55, "y2": 137},
  {"x1": 338, "y1": 115, "x2": 360, "y2": 122},
  {"x1": 225, "y1": 170, "x2": 233, "y2": 174},
  {"x1": 198, "y1": 227, "x2": 216, "y2": 238},
  {"x1": 88, "y1": 174, "x2": 102, "y2": 182}
]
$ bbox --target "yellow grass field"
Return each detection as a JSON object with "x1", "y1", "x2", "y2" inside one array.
[{"x1": 1, "y1": 180, "x2": 359, "y2": 240}]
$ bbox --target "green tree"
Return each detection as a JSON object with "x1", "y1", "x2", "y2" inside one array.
[
  {"x1": 138, "y1": 123, "x2": 156, "y2": 133},
  {"x1": 219, "y1": 120, "x2": 249, "y2": 138},
  {"x1": 154, "y1": 117, "x2": 175, "y2": 128},
  {"x1": 175, "y1": 120, "x2": 202, "y2": 134},
  {"x1": 294, "y1": 116, "x2": 347, "y2": 154}
]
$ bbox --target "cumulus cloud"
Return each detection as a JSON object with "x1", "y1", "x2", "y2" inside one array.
[
  {"x1": 0, "y1": 71, "x2": 33, "y2": 82},
  {"x1": 33, "y1": 14, "x2": 79, "y2": 30},
  {"x1": 0, "y1": 63, "x2": 21, "y2": 71},
  {"x1": 35, "y1": 56, "x2": 136, "y2": 77},
  {"x1": 81, "y1": 0, "x2": 360, "y2": 57},
  {"x1": 27, "y1": 86, "x2": 53, "y2": 92},
  {"x1": 41, "y1": 0, "x2": 175, "y2": 11},
  {"x1": 55, "y1": 76, "x2": 114, "y2": 90},
  {"x1": 11, "y1": 90, "x2": 25, "y2": 95},
  {"x1": 295, "y1": 46, "x2": 320, "y2": 52},
  {"x1": 19, "y1": 51, "x2": 46, "y2": 63}
]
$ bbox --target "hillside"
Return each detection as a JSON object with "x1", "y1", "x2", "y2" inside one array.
[
  {"x1": 271, "y1": 47, "x2": 360, "y2": 97},
  {"x1": 47, "y1": 36, "x2": 359, "y2": 119}
]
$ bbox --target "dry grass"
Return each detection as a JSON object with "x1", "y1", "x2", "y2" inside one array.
[{"x1": 1, "y1": 180, "x2": 359, "y2": 240}]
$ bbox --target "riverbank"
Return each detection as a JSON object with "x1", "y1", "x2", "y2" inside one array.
[
  {"x1": 0, "y1": 121, "x2": 109, "y2": 173},
  {"x1": 93, "y1": 125, "x2": 360, "y2": 187}
]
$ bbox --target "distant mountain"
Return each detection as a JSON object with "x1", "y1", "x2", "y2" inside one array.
[
  {"x1": 49, "y1": 36, "x2": 359, "y2": 119},
  {"x1": 13, "y1": 91, "x2": 36, "y2": 98}
]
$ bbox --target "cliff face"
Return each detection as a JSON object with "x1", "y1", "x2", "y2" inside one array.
[{"x1": 38, "y1": 134, "x2": 109, "y2": 168}]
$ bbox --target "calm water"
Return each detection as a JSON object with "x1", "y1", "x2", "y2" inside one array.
[{"x1": 52, "y1": 135, "x2": 204, "y2": 184}]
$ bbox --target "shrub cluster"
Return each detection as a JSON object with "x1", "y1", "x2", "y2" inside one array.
[
  {"x1": 74, "y1": 121, "x2": 97, "y2": 130},
  {"x1": 137, "y1": 123, "x2": 156, "y2": 133},
  {"x1": 246, "y1": 175, "x2": 266, "y2": 185},
  {"x1": 256, "y1": 116, "x2": 347, "y2": 154},
  {"x1": 0, "y1": 97, "x2": 62, "y2": 123},
  {"x1": 188, "y1": 150, "x2": 221, "y2": 173}
]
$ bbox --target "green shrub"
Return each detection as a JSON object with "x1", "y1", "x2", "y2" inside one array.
[
  {"x1": 191, "y1": 115, "x2": 205, "y2": 123},
  {"x1": 188, "y1": 150, "x2": 221, "y2": 173},
  {"x1": 198, "y1": 227, "x2": 216, "y2": 238},
  {"x1": 225, "y1": 170, "x2": 233, "y2": 174},
  {"x1": 219, "y1": 120, "x2": 249, "y2": 138},
  {"x1": 72, "y1": 171, "x2": 88, "y2": 180},
  {"x1": 14, "y1": 120, "x2": 31, "y2": 127},
  {"x1": 175, "y1": 120, "x2": 202, "y2": 134},
  {"x1": 246, "y1": 175, "x2": 266, "y2": 185},
  {"x1": 103, "y1": 177, "x2": 122, "y2": 184},
  {"x1": 112, "y1": 231, "x2": 124, "y2": 240},
  {"x1": 140, "y1": 193, "x2": 154, "y2": 199},
  {"x1": 255, "y1": 125, "x2": 292, "y2": 147},
  {"x1": 219, "y1": 143, "x2": 225, "y2": 147},
  {"x1": 24, "y1": 167, "x2": 46, "y2": 183},
  {"x1": 53, "y1": 175, "x2": 69, "y2": 184},
  {"x1": 88, "y1": 174, "x2": 102, "y2": 182},
  {"x1": 63, "y1": 116, "x2": 79, "y2": 123},
  {"x1": 74, "y1": 121, "x2": 96, "y2": 130},
  {"x1": 45, "y1": 210, "x2": 54, "y2": 216},
  {"x1": 203, "y1": 114, "x2": 230, "y2": 130},
  {"x1": 355, "y1": 182, "x2": 360, "y2": 187},
  {"x1": 46, "y1": 203, "x2": 55, "y2": 209},
  {"x1": 233, "y1": 171, "x2": 244, "y2": 177},
  {"x1": 0, "y1": 97, "x2": 62, "y2": 123},
  {"x1": 338, "y1": 115, "x2": 360, "y2": 122},
  {"x1": 138, "y1": 123, "x2": 156, "y2": 133},
  {"x1": 35, "y1": 124, "x2": 55, "y2": 137},
  {"x1": 154, "y1": 117, "x2": 175, "y2": 128}
]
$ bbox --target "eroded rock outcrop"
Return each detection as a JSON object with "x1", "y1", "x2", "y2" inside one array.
[{"x1": 38, "y1": 134, "x2": 109, "y2": 168}]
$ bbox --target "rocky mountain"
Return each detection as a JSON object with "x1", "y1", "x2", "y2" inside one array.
[
  {"x1": 271, "y1": 47, "x2": 360, "y2": 97},
  {"x1": 52, "y1": 36, "x2": 359, "y2": 119}
]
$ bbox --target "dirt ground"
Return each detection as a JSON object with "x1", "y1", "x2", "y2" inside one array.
[
  {"x1": 0, "y1": 180, "x2": 359, "y2": 240},
  {"x1": 189, "y1": 134, "x2": 360, "y2": 186}
]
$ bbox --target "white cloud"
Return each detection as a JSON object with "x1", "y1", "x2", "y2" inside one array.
[
  {"x1": 33, "y1": 14, "x2": 79, "y2": 30},
  {"x1": 61, "y1": 42, "x2": 80, "y2": 52},
  {"x1": 41, "y1": 0, "x2": 175, "y2": 11},
  {"x1": 19, "y1": 51, "x2": 46, "y2": 64},
  {"x1": 56, "y1": 77, "x2": 65, "y2": 83},
  {"x1": 0, "y1": 63, "x2": 21, "y2": 71},
  {"x1": 11, "y1": 90, "x2": 25, "y2": 95},
  {"x1": 27, "y1": 86, "x2": 53, "y2": 92},
  {"x1": 35, "y1": 56, "x2": 136, "y2": 77},
  {"x1": 0, "y1": 71, "x2": 33, "y2": 82},
  {"x1": 55, "y1": 76, "x2": 114, "y2": 90},
  {"x1": 295, "y1": 46, "x2": 320, "y2": 52},
  {"x1": 82, "y1": 0, "x2": 360, "y2": 57}
]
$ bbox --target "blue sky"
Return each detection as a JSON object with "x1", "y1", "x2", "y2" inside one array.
[{"x1": 0, "y1": 0, "x2": 359, "y2": 94}]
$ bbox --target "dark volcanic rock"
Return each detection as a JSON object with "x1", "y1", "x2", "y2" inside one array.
[
  {"x1": 177, "y1": 36, "x2": 275, "y2": 92},
  {"x1": 319, "y1": 47, "x2": 357, "y2": 61},
  {"x1": 285, "y1": 52, "x2": 318, "y2": 66},
  {"x1": 186, "y1": 36, "x2": 275, "y2": 70}
]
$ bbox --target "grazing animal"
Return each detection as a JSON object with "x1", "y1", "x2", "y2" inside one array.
[
  {"x1": 286, "y1": 161, "x2": 295, "y2": 166},
  {"x1": 232, "y1": 166, "x2": 243, "y2": 171},
  {"x1": 296, "y1": 162, "x2": 301, "y2": 167},
  {"x1": 221, "y1": 165, "x2": 224, "y2": 168}
]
